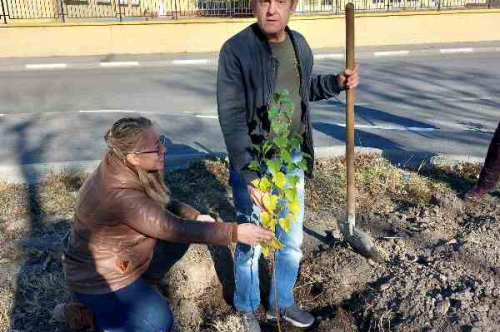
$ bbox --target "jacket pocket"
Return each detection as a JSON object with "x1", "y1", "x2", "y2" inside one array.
[{"x1": 115, "y1": 248, "x2": 140, "y2": 274}]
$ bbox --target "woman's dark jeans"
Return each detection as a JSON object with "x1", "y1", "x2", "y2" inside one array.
[{"x1": 74, "y1": 242, "x2": 189, "y2": 332}]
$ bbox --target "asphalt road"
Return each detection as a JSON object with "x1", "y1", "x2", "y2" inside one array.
[{"x1": 0, "y1": 51, "x2": 498, "y2": 167}]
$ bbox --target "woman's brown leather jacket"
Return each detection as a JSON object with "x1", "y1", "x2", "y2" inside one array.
[{"x1": 62, "y1": 153, "x2": 237, "y2": 294}]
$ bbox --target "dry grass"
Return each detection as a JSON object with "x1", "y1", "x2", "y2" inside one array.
[
  {"x1": 0, "y1": 170, "x2": 87, "y2": 240},
  {"x1": 0, "y1": 288, "x2": 13, "y2": 332},
  {"x1": 211, "y1": 314, "x2": 245, "y2": 332},
  {"x1": 308, "y1": 154, "x2": 451, "y2": 215}
]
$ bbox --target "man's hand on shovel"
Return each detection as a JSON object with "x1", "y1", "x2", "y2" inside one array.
[{"x1": 337, "y1": 64, "x2": 360, "y2": 90}]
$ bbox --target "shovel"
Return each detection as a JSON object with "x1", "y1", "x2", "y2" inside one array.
[{"x1": 338, "y1": 3, "x2": 384, "y2": 263}]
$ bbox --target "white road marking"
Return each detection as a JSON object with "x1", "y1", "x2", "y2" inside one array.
[
  {"x1": 374, "y1": 50, "x2": 410, "y2": 57},
  {"x1": 440, "y1": 97, "x2": 494, "y2": 102},
  {"x1": 195, "y1": 115, "x2": 219, "y2": 119},
  {"x1": 334, "y1": 123, "x2": 437, "y2": 132},
  {"x1": 78, "y1": 110, "x2": 138, "y2": 114},
  {"x1": 171, "y1": 59, "x2": 210, "y2": 66},
  {"x1": 314, "y1": 54, "x2": 344, "y2": 60},
  {"x1": 440, "y1": 48, "x2": 474, "y2": 54},
  {"x1": 0, "y1": 110, "x2": 493, "y2": 134},
  {"x1": 10, "y1": 46, "x2": 499, "y2": 72},
  {"x1": 26, "y1": 63, "x2": 68, "y2": 70},
  {"x1": 344, "y1": 97, "x2": 497, "y2": 107},
  {"x1": 99, "y1": 61, "x2": 140, "y2": 68},
  {"x1": 76, "y1": 110, "x2": 220, "y2": 119}
]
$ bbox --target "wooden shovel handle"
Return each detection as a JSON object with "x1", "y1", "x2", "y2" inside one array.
[{"x1": 345, "y1": 3, "x2": 356, "y2": 221}]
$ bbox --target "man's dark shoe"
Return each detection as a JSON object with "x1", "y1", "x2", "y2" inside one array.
[
  {"x1": 266, "y1": 305, "x2": 315, "y2": 328},
  {"x1": 239, "y1": 311, "x2": 262, "y2": 332}
]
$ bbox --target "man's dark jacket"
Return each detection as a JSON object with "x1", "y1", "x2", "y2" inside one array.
[{"x1": 217, "y1": 23, "x2": 343, "y2": 183}]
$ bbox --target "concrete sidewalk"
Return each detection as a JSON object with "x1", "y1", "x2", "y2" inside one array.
[
  {"x1": 0, "y1": 41, "x2": 499, "y2": 72},
  {"x1": 0, "y1": 146, "x2": 485, "y2": 185}
]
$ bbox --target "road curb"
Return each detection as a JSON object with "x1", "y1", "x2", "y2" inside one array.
[
  {"x1": 0, "y1": 147, "x2": 485, "y2": 185},
  {"x1": 0, "y1": 45, "x2": 498, "y2": 72}
]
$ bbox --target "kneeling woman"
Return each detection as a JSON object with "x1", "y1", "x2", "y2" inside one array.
[{"x1": 55, "y1": 117, "x2": 273, "y2": 332}]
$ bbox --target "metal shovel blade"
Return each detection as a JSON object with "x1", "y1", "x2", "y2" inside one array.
[{"x1": 339, "y1": 219, "x2": 384, "y2": 262}]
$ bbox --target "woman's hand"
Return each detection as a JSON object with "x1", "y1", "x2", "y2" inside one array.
[
  {"x1": 247, "y1": 185, "x2": 265, "y2": 210},
  {"x1": 236, "y1": 223, "x2": 274, "y2": 246},
  {"x1": 196, "y1": 214, "x2": 216, "y2": 222}
]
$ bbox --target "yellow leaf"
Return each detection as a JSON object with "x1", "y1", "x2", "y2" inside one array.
[
  {"x1": 263, "y1": 194, "x2": 279, "y2": 212},
  {"x1": 273, "y1": 172, "x2": 286, "y2": 189},
  {"x1": 279, "y1": 218, "x2": 291, "y2": 233},
  {"x1": 261, "y1": 244, "x2": 271, "y2": 258},
  {"x1": 258, "y1": 177, "x2": 271, "y2": 192},
  {"x1": 287, "y1": 200, "x2": 300, "y2": 216},
  {"x1": 271, "y1": 238, "x2": 284, "y2": 250},
  {"x1": 260, "y1": 211, "x2": 271, "y2": 227}
]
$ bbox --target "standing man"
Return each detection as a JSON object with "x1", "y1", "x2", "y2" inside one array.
[
  {"x1": 217, "y1": 0, "x2": 359, "y2": 330},
  {"x1": 465, "y1": 121, "x2": 500, "y2": 199}
]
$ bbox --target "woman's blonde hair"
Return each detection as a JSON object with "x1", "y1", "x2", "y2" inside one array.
[{"x1": 104, "y1": 117, "x2": 171, "y2": 207}]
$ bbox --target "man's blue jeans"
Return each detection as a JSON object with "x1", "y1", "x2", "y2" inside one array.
[{"x1": 229, "y1": 164, "x2": 305, "y2": 312}]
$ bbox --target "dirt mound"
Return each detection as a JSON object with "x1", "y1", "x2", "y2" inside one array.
[{"x1": 1, "y1": 156, "x2": 499, "y2": 332}]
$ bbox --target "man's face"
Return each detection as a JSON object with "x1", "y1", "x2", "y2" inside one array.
[{"x1": 253, "y1": 0, "x2": 297, "y2": 40}]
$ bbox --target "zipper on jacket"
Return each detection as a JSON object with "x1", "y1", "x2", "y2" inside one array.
[{"x1": 266, "y1": 57, "x2": 279, "y2": 108}]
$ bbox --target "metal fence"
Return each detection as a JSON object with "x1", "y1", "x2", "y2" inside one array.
[{"x1": 0, "y1": 0, "x2": 495, "y2": 23}]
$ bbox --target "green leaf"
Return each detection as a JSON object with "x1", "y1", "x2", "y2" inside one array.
[
  {"x1": 284, "y1": 188, "x2": 297, "y2": 201},
  {"x1": 273, "y1": 92, "x2": 281, "y2": 104},
  {"x1": 273, "y1": 172, "x2": 286, "y2": 189},
  {"x1": 274, "y1": 137, "x2": 288, "y2": 150},
  {"x1": 251, "y1": 178, "x2": 261, "y2": 188},
  {"x1": 268, "y1": 106, "x2": 280, "y2": 120},
  {"x1": 248, "y1": 160, "x2": 260, "y2": 171},
  {"x1": 253, "y1": 144, "x2": 262, "y2": 153},
  {"x1": 298, "y1": 159, "x2": 308, "y2": 171},
  {"x1": 280, "y1": 150, "x2": 292, "y2": 164},
  {"x1": 271, "y1": 121, "x2": 287, "y2": 136},
  {"x1": 289, "y1": 138, "x2": 302, "y2": 149},
  {"x1": 282, "y1": 100, "x2": 294, "y2": 113},
  {"x1": 301, "y1": 152, "x2": 312, "y2": 159},
  {"x1": 287, "y1": 175, "x2": 301, "y2": 187},
  {"x1": 266, "y1": 159, "x2": 282, "y2": 176},
  {"x1": 262, "y1": 141, "x2": 273, "y2": 155},
  {"x1": 280, "y1": 89, "x2": 290, "y2": 98},
  {"x1": 286, "y1": 163, "x2": 297, "y2": 173}
]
